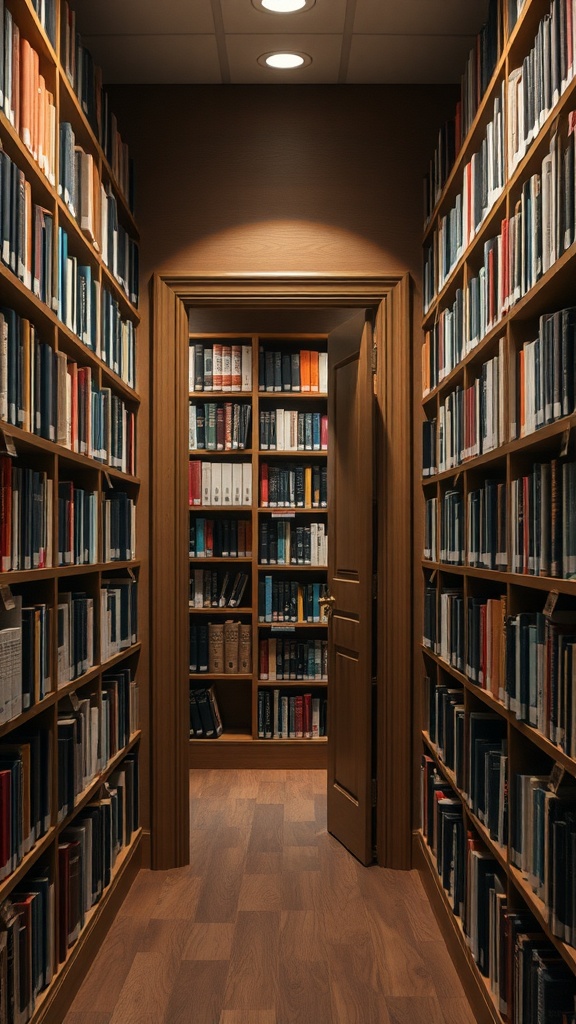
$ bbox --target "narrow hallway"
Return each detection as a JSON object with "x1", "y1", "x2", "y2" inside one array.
[{"x1": 64, "y1": 770, "x2": 476, "y2": 1024}]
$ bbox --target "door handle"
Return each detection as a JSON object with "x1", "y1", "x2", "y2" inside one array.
[{"x1": 319, "y1": 593, "x2": 336, "y2": 621}]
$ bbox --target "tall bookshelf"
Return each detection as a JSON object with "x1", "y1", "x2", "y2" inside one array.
[
  {"x1": 0, "y1": 0, "x2": 143, "y2": 1019},
  {"x1": 188, "y1": 332, "x2": 329, "y2": 769},
  {"x1": 419, "y1": 1, "x2": 576, "y2": 1021}
]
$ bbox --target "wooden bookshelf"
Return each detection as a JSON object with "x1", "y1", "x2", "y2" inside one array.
[
  {"x1": 0, "y1": 0, "x2": 143, "y2": 1019},
  {"x1": 188, "y1": 332, "x2": 329, "y2": 766},
  {"x1": 420, "y1": 1, "x2": 576, "y2": 1020}
]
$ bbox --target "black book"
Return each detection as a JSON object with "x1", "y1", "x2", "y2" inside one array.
[
  {"x1": 194, "y1": 343, "x2": 204, "y2": 390},
  {"x1": 189, "y1": 692, "x2": 203, "y2": 736},
  {"x1": 265, "y1": 350, "x2": 274, "y2": 392},
  {"x1": 273, "y1": 351, "x2": 282, "y2": 391},
  {"x1": 281, "y1": 351, "x2": 291, "y2": 391},
  {"x1": 197, "y1": 625, "x2": 208, "y2": 672},
  {"x1": 291, "y1": 352, "x2": 300, "y2": 392},
  {"x1": 194, "y1": 689, "x2": 215, "y2": 737},
  {"x1": 260, "y1": 520, "x2": 269, "y2": 563},
  {"x1": 258, "y1": 346, "x2": 265, "y2": 390}
]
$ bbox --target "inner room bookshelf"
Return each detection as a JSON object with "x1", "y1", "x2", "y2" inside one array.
[
  {"x1": 0, "y1": 0, "x2": 143, "y2": 1020},
  {"x1": 188, "y1": 331, "x2": 329, "y2": 769},
  {"x1": 419, "y1": 0, "x2": 576, "y2": 1021}
]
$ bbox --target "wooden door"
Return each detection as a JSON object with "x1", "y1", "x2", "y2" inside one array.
[{"x1": 326, "y1": 309, "x2": 375, "y2": 865}]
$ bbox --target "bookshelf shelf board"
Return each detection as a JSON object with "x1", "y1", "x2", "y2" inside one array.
[
  {"x1": 257, "y1": 564, "x2": 327, "y2": 571},
  {"x1": 257, "y1": 680, "x2": 328, "y2": 690},
  {"x1": 190, "y1": 731, "x2": 253, "y2": 744},
  {"x1": 258, "y1": 450, "x2": 327, "y2": 458},
  {"x1": 0, "y1": 111, "x2": 56, "y2": 208},
  {"x1": 0, "y1": 423, "x2": 138, "y2": 481},
  {"x1": 188, "y1": 449, "x2": 252, "y2": 457},
  {"x1": 36, "y1": 827, "x2": 142, "y2": 1024},
  {"x1": 9, "y1": 0, "x2": 58, "y2": 65},
  {"x1": 258, "y1": 507, "x2": 328, "y2": 514},
  {"x1": 189, "y1": 505, "x2": 252, "y2": 513},
  {"x1": 508, "y1": 862, "x2": 576, "y2": 975},
  {"x1": 61, "y1": 732, "x2": 141, "y2": 830},
  {"x1": 188, "y1": 605, "x2": 253, "y2": 615},
  {"x1": 258, "y1": 737, "x2": 328, "y2": 744},
  {"x1": 258, "y1": 392, "x2": 328, "y2": 400},
  {"x1": 190, "y1": 673, "x2": 252, "y2": 681},
  {"x1": 415, "y1": 833, "x2": 502, "y2": 1024},
  {"x1": 0, "y1": 824, "x2": 57, "y2": 904},
  {"x1": 0, "y1": 693, "x2": 56, "y2": 740},
  {"x1": 189, "y1": 391, "x2": 252, "y2": 400},
  {"x1": 189, "y1": 556, "x2": 252, "y2": 564},
  {"x1": 421, "y1": 562, "x2": 576, "y2": 595}
]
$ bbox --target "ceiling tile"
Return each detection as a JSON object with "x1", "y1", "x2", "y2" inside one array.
[
  {"x1": 226, "y1": 32, "x2": 342, "y2": 83},
  {"x1": 352, "y1": 0, "x2": 490, "y2": 36},
  {"x1": 78, "y1": 0, "x2": 215, "y2": 35},
  {"x1": 221, "y1": 0, "x2": 347, "y2": 34},
  {"x1": 83, "y1": 34, "x2": 222, "y2": 84},
  {"x1": 347, "y1": 33, "x2": 476, "y2": 84}
]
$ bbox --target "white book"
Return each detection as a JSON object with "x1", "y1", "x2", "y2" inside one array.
[
  {"x1": 231, "y1": 345, "x2": 242, "y2": 392},
  {"x1": 242, "y1": 462, "x2": 252, "y2": 506},
  {"x1": 241, "y1": 345, "x2": 252, "y2": 391},
  {"x1": 210, "y1": 462, "x2": 221, "y2": 506},
  {"x1": 188, "y1": 345, "x2": 195, "y2": 392},
  {"x1": 221, "y1": 462, "x2": 232, "y2": 506},
  {"x1": 189, "y1": 403, "x2": 197, "y2": 450},
  {"x1": 232, "y1": 462, "x2": 243, "y2": 507},
  {"x1": 202, "y1": 462, "x2": 212, "y2": 505}
]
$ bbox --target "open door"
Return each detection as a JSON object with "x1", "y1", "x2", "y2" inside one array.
[{"x1": 326, "y1": 309, "x2": 375, "y2": 865}]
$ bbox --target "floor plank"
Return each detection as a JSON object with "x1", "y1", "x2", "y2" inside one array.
[{"x1": 65, "y1": 769, "x2": 477, "y2": 1024}]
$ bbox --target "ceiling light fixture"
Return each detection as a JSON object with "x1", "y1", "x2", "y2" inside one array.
[
  {"x1": 253, "y1": 0, "x2": 316, "y2": 12},
  {"x1": 258, "y1": 51, "x2": 312, "y2": 69}
]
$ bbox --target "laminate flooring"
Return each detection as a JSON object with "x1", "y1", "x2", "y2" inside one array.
[{"x1": 64, "y1": 770, "x2": 477, "y2": 1024}]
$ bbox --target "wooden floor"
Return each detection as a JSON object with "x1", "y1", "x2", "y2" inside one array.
[{"x1": 64, "y1": 770, "x2": 476, "y2": 1024}]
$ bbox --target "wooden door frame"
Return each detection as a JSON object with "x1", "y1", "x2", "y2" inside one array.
[{"x1": 150, "y1": 272, "x2": 413, "y2": 869}]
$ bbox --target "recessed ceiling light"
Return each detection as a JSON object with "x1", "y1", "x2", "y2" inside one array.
[
  {"x1": 252, "y1": 0, "x2": 316, "y2": 12},
  {"x1": 258, "y1": 51, "x2": 312, "y2": 69}
]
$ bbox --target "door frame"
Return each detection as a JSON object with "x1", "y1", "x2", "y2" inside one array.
[{"x1": 150, "y1": 272, "x2": 413, "y2": 869}]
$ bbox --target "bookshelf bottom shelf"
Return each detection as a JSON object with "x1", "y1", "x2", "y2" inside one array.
[
  {"x1": 189, "y1": 735, "x2": 328, "y2": 769},
  {"x1": 412, "y1": 831, "x2": 500, "y2": 1024},
  {"x1": 35, "y1": 828, "x2": 143, "y2": 1024}
]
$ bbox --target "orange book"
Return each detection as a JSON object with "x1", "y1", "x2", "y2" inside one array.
[
  {"x1": 19, "y1": 37, "x2": 33, "y2": 151},
  {"x1": 37, "y1": 74, "x2": 46, "y2": 174},
  {"x1": 31, "y1": 47, "x2": 40, "y2": 162},
  {"x1": 300, "y1": 350, "x2": 311, "y2": 392},
  {"x1": 309, "y1": 351, "x2": 319, "y2": 392}
]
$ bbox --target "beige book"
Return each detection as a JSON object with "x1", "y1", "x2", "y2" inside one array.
[
  {"x1": 224, "y1": 620, "x2": 240, "y2": 673},
  {"x1": 239, "y1": 624, "x2": 252, "y2": 673},
  {"x1": 208, "y1": 622, "x2": 224, "y2": 673}
]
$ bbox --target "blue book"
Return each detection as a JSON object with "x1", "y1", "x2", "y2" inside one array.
[
  {"x1": 265, "y1": 575, "x2": 273, "y2": 622},
  {"x1": 58, "y1": 226, "x2": 67, "y2": 323}
]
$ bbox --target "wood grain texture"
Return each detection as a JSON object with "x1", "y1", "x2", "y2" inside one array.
[{"x1": 65, "y1": 770, "x2": 476, "y2": 1024}]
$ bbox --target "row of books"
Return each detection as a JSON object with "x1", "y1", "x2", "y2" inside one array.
[
  {"x1": 424, "y1": 83, "x2": 505, "y2": 306},
  {"x1": 58, "y1": 228, "x2": 138, "y2": 347},
  {"x1": 100, "y1": 579, "x2": 138, "y2": 663},
  {"x1": 0, "y1": 597, "x2": 51, "y2": 723},
  {"x1": 0, "y1": 862, "x2": 54, "y2": 1019},
  {"x1": 189, "y1": 341, "x2": 252, "y2": 393},
  {"x1": 258, "y1": 347, "x2": 327, "y2": 394},
  {"x1": 190, "y1": 569, "x2": 249, "y2": 610},
  {"x1": 57, "y1": 754, "x2": 139, "y2": 970},
  {"x1": 0, "y1": 149, "x2": 55, "y2": 307},
  {"x1": 507, "y1": 0, "x2": 576, "y2": 175},
  {"x1": 433, "y1": 344, "x2": 505, "y2": 469},
  {"x1": 259, "y1": 410, "x2": 328, "y2": 452},
  {"x1": 57, "y1": 591, "x2": 94, "y2": 683},
  {"x1": 0, "y1": 459, "x2": 52, "y2": 571},
  {"x1": 259, "y1": 637, "x2": 328, "y2": 682},
  {"x1": 99, "y1": 185, "x2": 139, "y2": 306},
  {"x1": 60, "y1": 1, "x2": 134, "y2": 209},
  {"x1": 189, "y1": 686, "x2": 222, "y2": 738},
  {"x1": 189, "y1": 460, "x2": 251, "y2": 508},
  {"x1": 58, "y1": 483, "x2": 97, "y2": 566},
  {"x1": 260, "y1": 520, "x2": 328, "y2": 566},
  {"x1": 423, "y1": 0, "x2": 501, "y2": 223},
  {"x1": 258, "y1": 577, "x2": 328, "y2": 624},
  {"x1": 1, "y1": 9, "x2": 57, "y2": 185},
  {"x1": 0, "y1": 729, "x2": 51, "y2": 880},
  {"x1": 58, "y1": 670, "x2": 139, "y2": 820},
  {"x1": 260, "y1": 462, "x2": 328, "y2": 509},
  {"x1": 257, "y1": 688, "x2": 327, "y2": 739},
  {"x1": 102, "y1": 491, "x2": 136, "y2": 563},
  {"x1": 425, "y1": 478, "x2": 507, "y2": 569},
  {"x1": 0, "y1": 309, "x2": 136, "y2": 472},
  {"x1": 425, "y1": 110, "x2": 576, "y2": 374},
  {"x1": 188, "y1": 401, "x2": 251, "y2": 452},
  {"x1": 422, "y1": 757, "x2": 576, "y2": 1021},
  {"x1": 516, "y1": 307, "x2": 576, "y2": 438},
  {"x1": 189, "y1": 516, "x2": 252, "y2": 558},
  {"x1": 190, "y1": 620, "x2": 252, "y2": 675}
]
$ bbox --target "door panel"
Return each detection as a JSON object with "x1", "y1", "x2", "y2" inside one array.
[{"x1": 327, "y1": 308, "x2": 375, "y2": 865}]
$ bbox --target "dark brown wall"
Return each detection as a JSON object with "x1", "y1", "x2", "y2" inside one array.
[{"x1": 109, "y1": 84, "x2": 456, "y2": 290}]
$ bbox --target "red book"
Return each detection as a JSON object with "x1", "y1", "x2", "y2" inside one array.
[
  {"x1": 303, "y1": 693, "x2": 312, "y2": 738},
  {"x1": 320, "y1": 415, "x2": 328, "y2": 451},
  {"x1": 259, "y1": 639, "x2": 269, "y2": 680},
  {"x1": 189, "y1": 460, "x2": 201, "y2": 506},
  {"x1": 294, "y1": 694, "x2": 304, "y2": 737},
  {"x1": 260, "y1": 463, "x2": 269, "y2": 507}
]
